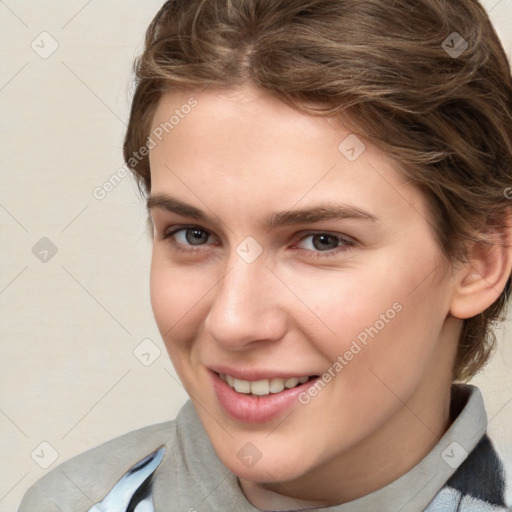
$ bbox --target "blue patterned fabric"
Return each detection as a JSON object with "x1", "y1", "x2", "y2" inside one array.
[{"x1": 86, "y1": 446, "x2": 166, "y2": 512}]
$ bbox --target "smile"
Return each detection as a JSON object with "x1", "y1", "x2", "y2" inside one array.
[
  {"x1": 210, "y1": 369, "x2": 322, "y2": 422},
  {"x1": 217, "y1": 373, "x2": 317, "y2": 395}
]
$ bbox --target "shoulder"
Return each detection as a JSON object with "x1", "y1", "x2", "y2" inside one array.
[{"x1": 17, "y1": 419, "x2": 177, "y2": 512}]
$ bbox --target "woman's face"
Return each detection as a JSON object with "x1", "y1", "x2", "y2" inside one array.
[{"x1": 148, "y1": 83, "x2": 460, "y2": 491}]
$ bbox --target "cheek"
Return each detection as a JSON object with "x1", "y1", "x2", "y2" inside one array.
[
  {"x1": 149, "y1": 252, "x2": 208, "y2": 352},
  {"x1": 280, "y1": 263, "x2": 405, "y2": 353},
  {"x1": 332, "y1": 278, "x2": 450, "y2": 402},
  {"x1": 288, "y1": 256, "x2": 447, "y2": 376},
  {"x1": 367, "y1": 289, "x2": 448, "y2": 382}
]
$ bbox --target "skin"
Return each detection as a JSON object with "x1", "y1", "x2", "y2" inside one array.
[{"x1": 147, "y1": 82, "x2": 510, "y2": 509}]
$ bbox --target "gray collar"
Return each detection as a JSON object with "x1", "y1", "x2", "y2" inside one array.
[{"x1": 152, "y1": 384, "x2": 486, "y2": 511}]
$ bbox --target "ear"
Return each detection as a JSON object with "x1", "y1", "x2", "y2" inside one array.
[{"x1": 450, "y1": 208, "x2": 512, "y2": 320}]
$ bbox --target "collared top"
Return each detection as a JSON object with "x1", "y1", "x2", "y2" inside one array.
[{"x1": 18, "y1": 384, "x2": 510, "y2": 511}]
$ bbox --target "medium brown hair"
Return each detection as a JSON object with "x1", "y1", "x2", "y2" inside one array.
[{"x1": 123, "y1": 0, "x2": 512, "y2": 381}]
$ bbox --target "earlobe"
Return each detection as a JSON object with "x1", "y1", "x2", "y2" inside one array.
[{"x1": 450, "y1": 217, "x2": 512, "y2": 320}]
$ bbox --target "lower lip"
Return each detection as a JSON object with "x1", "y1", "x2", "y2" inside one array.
[{"x1": 210, "y1": 371, "x2": 319, "y2": 423}]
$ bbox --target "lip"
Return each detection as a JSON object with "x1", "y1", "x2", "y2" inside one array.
[
  {"x1": 210, "y1": 369, "x2": 320, "y2": 423},
  {"x1": 208, "y1": 365, "x2": 317, "y2": 382}
]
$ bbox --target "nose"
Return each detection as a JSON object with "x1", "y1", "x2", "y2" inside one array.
[{"x1": 204, "y1": 251, "x2": 288, "y2": 350}]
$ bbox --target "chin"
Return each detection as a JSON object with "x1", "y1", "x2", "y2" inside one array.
[{"x1": 213, "y1": 438, "x2": 315, "y2": 484}]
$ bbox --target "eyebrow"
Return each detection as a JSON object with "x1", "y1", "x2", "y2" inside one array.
[{"x1": 147, "y1": 193, "x2": 379, "y2": 228}]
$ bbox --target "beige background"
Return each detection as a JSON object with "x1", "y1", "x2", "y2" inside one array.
[{"x1": 1, "y1": 1, "x2": 511, "y2": 510}]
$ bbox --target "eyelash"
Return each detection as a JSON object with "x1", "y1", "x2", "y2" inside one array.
[{"x1": 158, "y1": 225, "x2": 355, "y2": 259}]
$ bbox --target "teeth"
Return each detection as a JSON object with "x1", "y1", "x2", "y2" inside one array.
[
  {"x1": 284, "y1": 377, "x2": 299, "y2": 388},
  {"x1": 269, "y1": 378, "x2": 285, "y2": 393},
  {"x1": 233, "y1": 378, "x2": 251, "y2": 393},
  {"x1": 219, "y1": 374, "x2": 312, "y2": 395},
  {"x1": 250, "y1": 379, "x2": 270, "y2": 395}
]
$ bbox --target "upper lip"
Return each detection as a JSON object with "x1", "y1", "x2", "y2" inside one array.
[{"x1": 208, "y1": 365, "x2": 318, "y2": 381}]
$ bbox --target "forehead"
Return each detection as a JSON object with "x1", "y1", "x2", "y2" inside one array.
[{"x1": 148, "y1": 84, "x2": 426, "y2": 223}]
